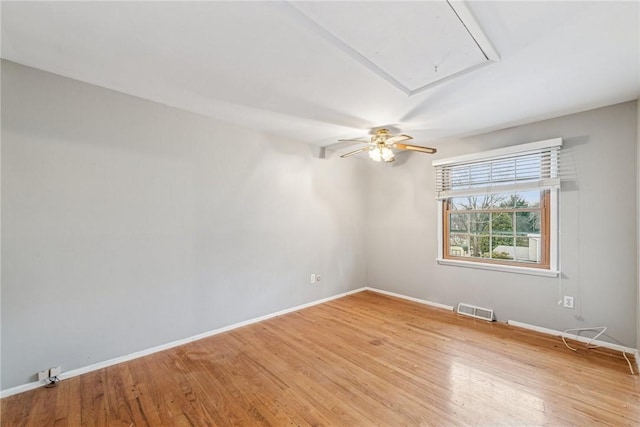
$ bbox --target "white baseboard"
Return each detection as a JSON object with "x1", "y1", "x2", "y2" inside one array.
[
  {"x1": 364, "y1": 287, "x2": 455, "y2": 311},
  {"x1": 1, "y1": 287, "x2": 368, "y2": 398},
  {"x1": 507, "y1": 320, "x2": 637, "y2": 355}
]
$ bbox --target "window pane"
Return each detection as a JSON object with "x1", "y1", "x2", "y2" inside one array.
[
  {"x1": 499, "y1": 194, "x2": 517, "y2": 209},
  {"x1": 468, "y1": 234, "x2": 488, "y2": 258},
  {"x1": 453, "y1": 195, "x2": 492, "y2": 210},
  {"x1": 451, "y1": 192, "x2": 542, "y2": 211},
  {"x1": 515, "y1": 191, "x2": 541, "y2": 208},
  {"x1": 491, "y1": 212, "x2": 513, "y2": 235},
  {"x1": 487, "y1": 193, "x2": 509, "y2": 209},
  {"x1": 492, "y1": 235, "x2": 514, "y2": 260},
  {"x1": 513, "y1": 236, "x2": 541, "y2": 263},
  {"x1": 449, "y1": 213, "x2": 468, "y2": 232},
  {"x1": 449, "y1": 234, "x2": 469, "y2": 257},
  {"x1": 516, "y1": 211, "x2": 540, "y2": 235},
  {"x1": 449, "y1": 197, "x2": 470, "y2": 211},
  {"x1": 470, "y1": 213, "x2": 490, "y2": 233},
  {"x1": 474, "y1": 195, "x2": 493, "y2": 210},
  {"x1": 495, "y1": 192, "x2": 538, "y2": 209},
  {"x1": 469, "y1": 233, "x2": 491, "y2": 258}
]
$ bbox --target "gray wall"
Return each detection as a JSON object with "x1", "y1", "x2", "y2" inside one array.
[
  {"x1": 1, "y1": 61, "x2": 367, "y2": 389},
  {"x1": 366, "y1": 101, "x2": 638, "y2": 348},
  {"x1": 2, "y1": 60, "x2": 638, "y2": 391}
]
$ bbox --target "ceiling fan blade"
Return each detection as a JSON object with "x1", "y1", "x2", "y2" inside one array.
[
  {"x1": 338, "y1": 138, "x2": 370, "y2": 143},
  {"x1": 386, "y1": 134, "x2": 413, "y2": 144},
  {"x1": 395, "y1": 143, "x2": 437, "y2": 154},
  {"x1": 340, "y1": 147, "x2": 369, "y2": 158}
]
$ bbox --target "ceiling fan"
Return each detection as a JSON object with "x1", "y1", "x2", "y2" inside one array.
[{"x1": 339, "y1": 128, "x2": 436, "y2": 162}]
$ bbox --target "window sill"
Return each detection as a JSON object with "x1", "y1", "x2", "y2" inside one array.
[{"x1": 436, "y1": 258, "x2": 559, "y2": 277}]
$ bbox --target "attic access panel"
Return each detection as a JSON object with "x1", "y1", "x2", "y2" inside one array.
[{"x1": 288, "y1": 1, "x2": 498, "y2": 96}]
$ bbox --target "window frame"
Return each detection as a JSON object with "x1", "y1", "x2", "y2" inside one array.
[{"x1": 434, "y1": 139, "x2": 561, "y2": 277}]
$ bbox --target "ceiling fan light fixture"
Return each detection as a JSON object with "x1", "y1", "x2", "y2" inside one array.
[
  {"x1": 369, "y1": 147, "x2": 382, "y2": 162},
  {"x1": 381, "y1": 146, "x2": 395, "y2": 162},
  {"x1": 368, "y1": 145, "x2": 394, "y2": 162}
]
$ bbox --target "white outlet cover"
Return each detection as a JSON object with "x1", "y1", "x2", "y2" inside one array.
[
  {"x1": 563, "y1": 296, "x2": 574, "y2": 309},
  {"x1": 50, "y1": 366, "x2": 62, "y2": 377}
]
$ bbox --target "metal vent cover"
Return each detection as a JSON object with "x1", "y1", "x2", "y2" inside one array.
[{"x1": 457, "y1": 303, "x2": 495, "y2": 322}]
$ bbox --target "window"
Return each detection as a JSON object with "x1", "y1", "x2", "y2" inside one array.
[{"x1": 433, "y1": 138, "x2": 562, "y2": 276}]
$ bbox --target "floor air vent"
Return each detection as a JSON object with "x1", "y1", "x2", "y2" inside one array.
[{"x1": 457, "y1": 303, "x2": 495, "y2": 322}]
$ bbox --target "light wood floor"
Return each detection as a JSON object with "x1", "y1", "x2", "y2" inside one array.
[{"x1": 2, "y1": 290, "x2": 639, "y2": 426}]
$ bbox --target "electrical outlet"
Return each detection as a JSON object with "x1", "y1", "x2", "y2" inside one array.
[
  {"x1": 38, "y1": 370, "x2": 49, "y2": 381},
  {"x1": 310, "y1": 274, "x2": 316, "y2": 284},
  {"x1": 563, "y1": 296, "x2": 574, "y2": 309},
  {"x1": 316, "y1": 275, "x2": 321, "y2": 282},
  {"x1": 49, "y1": 366, "x2": 62, "y2": 377}
]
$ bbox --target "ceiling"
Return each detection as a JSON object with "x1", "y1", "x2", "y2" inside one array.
[{"x1": 2, "y1": 1, "x2": 639, "y2": 149}]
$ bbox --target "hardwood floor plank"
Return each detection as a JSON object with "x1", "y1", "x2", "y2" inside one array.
[{"x1": 2, "y1": 290, "x2": 639, "y2": 426}]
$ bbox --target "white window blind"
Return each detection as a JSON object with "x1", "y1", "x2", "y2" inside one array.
[{"x1": 433, "y1": 138, "x2": 563, "y2": 200}]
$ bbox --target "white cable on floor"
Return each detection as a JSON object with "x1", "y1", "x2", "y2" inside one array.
[{"x1": 562, "y1": 326, "x2": 635, "y2": 375}]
